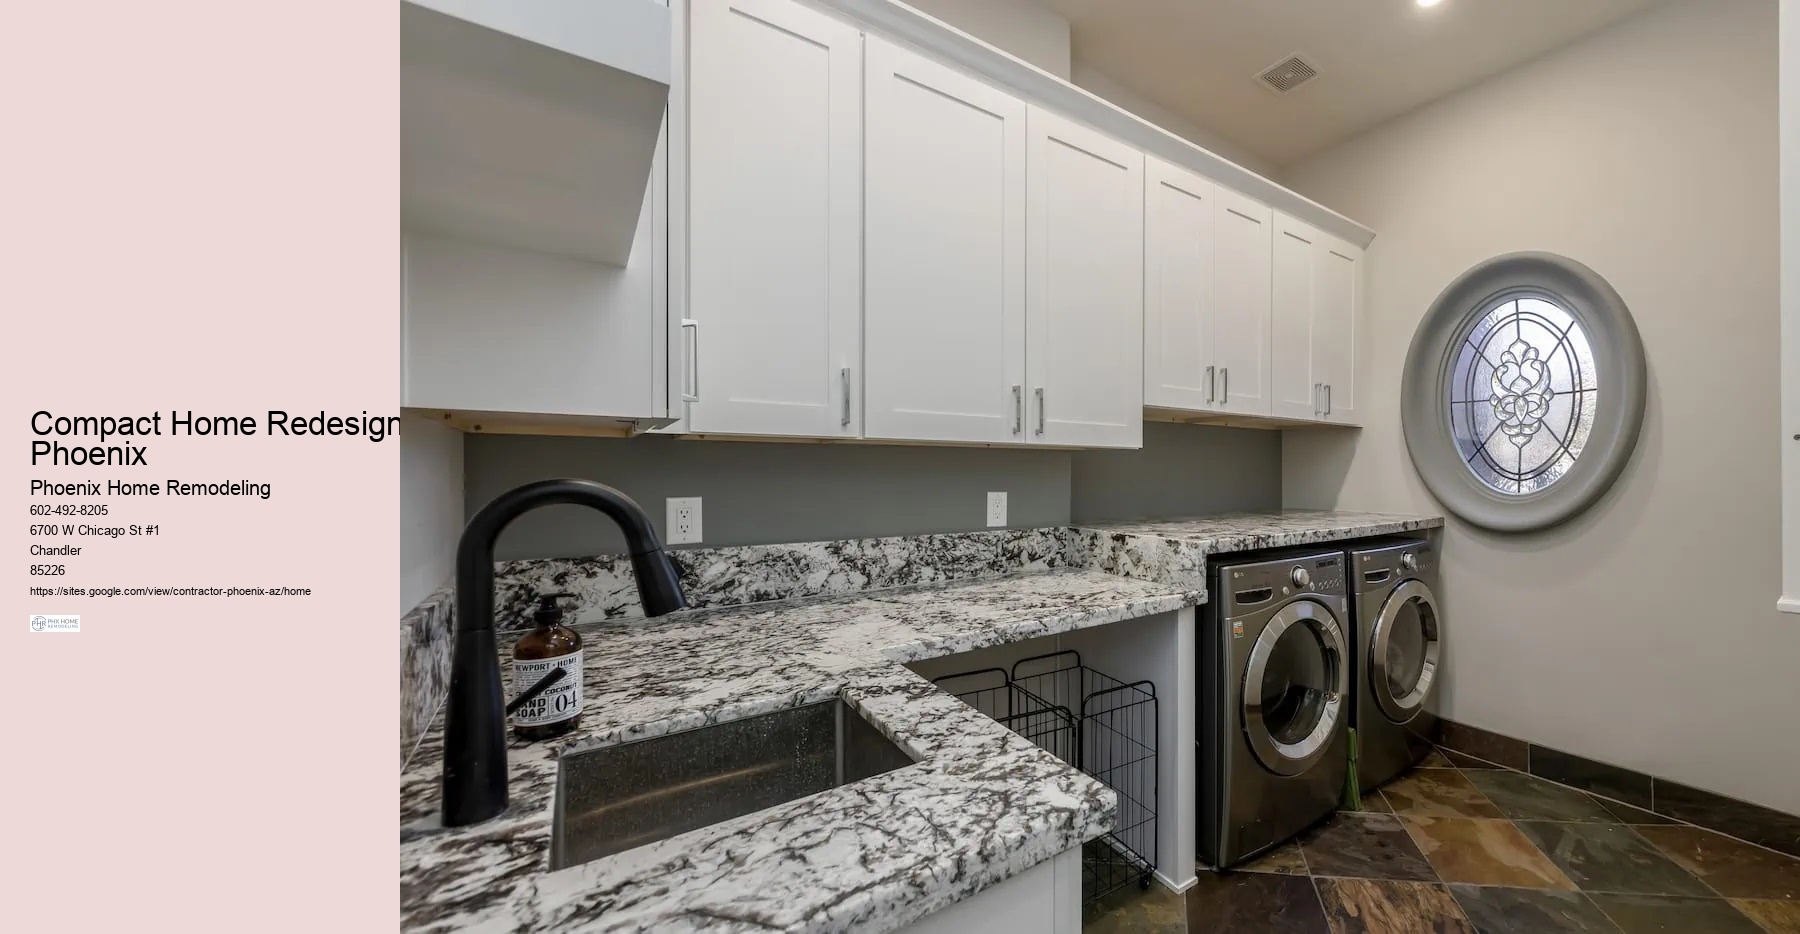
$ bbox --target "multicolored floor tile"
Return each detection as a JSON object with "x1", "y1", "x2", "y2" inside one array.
[
  {"x1": 1633, "y1": 824, "x2": 1800, "y2": 899},
  {"x1": 1402, "y1": 816, "x2": 1575, "y2": 889},
  {"x1": 1463, "y1": 770, "x2": 1621, "y2": 823},
  {"x1": 1185, "y1": 872, "x2": 1329, "y2": 933},
  {"x1": 1446, "y1": 886, "x2": 1617, "y2": 934},
  {"x1": 1510, "y1": 822, "x2": 1715, "y2": 897},
  {"x1": 1382, "y1": 770, "x2": 1507, "y2": 820},
  {"x1": 1239, "y1": 841, "x2": 1309, "y2": 875},
  {"x1": 1730, "y1": 897, "x2": 1800, "y2": 932},
  {"x1": 1300, "y1": 812, "x2": 1438, "y2": 882},
  {"x1": 1586, "y1": 893, "x2": 1764, "y2": 933},
  {"x1": 1313, "y1": 878, "x2": 1472, "y2": 934},
  {"x1": 1111, "y1": 757, "x2": 1796, "y2": 933}
]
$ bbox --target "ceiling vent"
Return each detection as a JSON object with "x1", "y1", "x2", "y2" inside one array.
[{"x1": 1257, "y1": 53, "x2": 1319, "y2": 95}]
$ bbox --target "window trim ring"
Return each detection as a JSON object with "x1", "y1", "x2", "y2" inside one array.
[{"x1": 1401, "y1": 252, "x2": 1646, "y2": 533}]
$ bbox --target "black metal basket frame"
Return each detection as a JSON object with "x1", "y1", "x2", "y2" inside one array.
[
  {"x1": 929, "y1": 667, "x2": 1078, "y2": 767},
  {"x1": 931, "y1": 652, "x2": 1158, "y2": 905}
]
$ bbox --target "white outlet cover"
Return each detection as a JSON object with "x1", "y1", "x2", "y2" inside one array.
[
  {"x1": 666, "y1": 496, "x2": 702, "y2": 545},
  {"x1": 986, "y1": 491, "x2": 1007, "y2": 528}
]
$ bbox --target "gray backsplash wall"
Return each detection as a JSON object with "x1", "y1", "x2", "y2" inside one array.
[
  {"x1": 466, "y1": 434, "x2": 1073, "y2": 560},
  {"x1": 1070, "y1": 422, "x2": 1282, "y2": 523},
  {"x1": 464, "y1": 423, "x2": 1282, "y2": 561}
]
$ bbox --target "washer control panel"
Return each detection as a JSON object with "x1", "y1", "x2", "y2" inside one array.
[{"x1": 1305, "y1": 557, "x2": 1344, "y2": 594}]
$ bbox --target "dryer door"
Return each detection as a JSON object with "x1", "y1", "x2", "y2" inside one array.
[
  {"x1": 1242, "y1": 599, "x2": 1348, "y2": 776},
  {"x1": 1370, "y1": 580, "x2": 1441, "y2": 723}
]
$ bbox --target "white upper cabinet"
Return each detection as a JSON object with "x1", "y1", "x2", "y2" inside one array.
[
  {"x1": 1211, "y1": 188, "x2": 1274, "y2": 416},
  {"x1": 402, "y1": 125, "x2": 668, "y2": 424},
  {"x1": 686, "y1": 0, "x2": 863, "y2": 438},
  {"x1": 1026, "y1": 105, "x2": 1145, "y2": 449},
  {"x1": 863, "y1": 36, "x2": 1028, "y2": 444},
  {"x1": 1312, "y1": 231, "x2": 1362, "y2": 425},
  {"x1": 1271, "y1": 213, "x2": 1319, "y2": 421},
  {"x1": 400, "y1": 0, "x2": 670, "y2": 266},
  {"x1": 1271, "y1": 211, "x2": 1363, "y2": 425},
  {"x1": 1142, "y1": 158, "x2": 1217, "y2": 412},
  {"x1": 1143, "y1": 157, "x2": 1273, "y2": 418}
]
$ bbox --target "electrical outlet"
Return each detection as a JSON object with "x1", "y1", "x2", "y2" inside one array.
[
  {"x1": 666, "y1": 497, "x2": 702, "y2": 544},
  {"x1": 986, "y1": 491, "x2": 1007, "y2": 528}
]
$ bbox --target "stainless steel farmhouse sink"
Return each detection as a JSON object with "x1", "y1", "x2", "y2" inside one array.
[{"x1": 552, "y1": 700, "x2": 918, "y2": 869}]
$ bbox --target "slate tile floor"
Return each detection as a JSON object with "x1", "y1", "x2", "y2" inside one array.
[{"x1": 1084, "y1": 749, "x2": 1800, "y2": 933}]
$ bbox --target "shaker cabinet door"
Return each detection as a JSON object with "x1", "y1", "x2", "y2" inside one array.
[
  {"x1": 1211, "y1": 188, "x2": 1274, "y2": 416},
  {"x1": 686, "y1": 0, "x2": 863, "y2": 438},
  {"x1": 1142, "y1": 156, "x2": 1217, "y2": 412},
  {"x1": 1312, "y1": 233, "x2": 1362, "y2": 426},
  {"x1": 1271, "y1": 212, "x2": 1321, "y2": 421},
  {"x1": 1025, "y1": 106, "x2": 1144, "y2": 449},
  {"x1": 863, "y1": 35, "x2": 1028, "y2": 444}
]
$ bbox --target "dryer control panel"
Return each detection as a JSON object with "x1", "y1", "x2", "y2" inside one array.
[
  {"x1": 1357, "y1": 540, "x2": 1435, "y2": 580},
  {"x1": 1224, "y1": 552, "x2": 1346, "y2": 610}
]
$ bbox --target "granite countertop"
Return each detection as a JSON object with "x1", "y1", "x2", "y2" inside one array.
[
  {"x1": 397, "y1": 509, "x2": 1443, "y2": 933},
  {"x1": 1073, "y1": 510, "x2": 1443, "y2": 602},
  {"x1": 400, "y1": 569, "x2": 1190, "y2": 934},
  {"x1": 1080, "y1": 510, "x2": 1442, "y2": 551}
]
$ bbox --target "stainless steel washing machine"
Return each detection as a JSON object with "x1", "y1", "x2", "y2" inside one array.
[
  {"x1": 1348, "y1": 538, "x2": 1443, "y2": 791},
  {"x1": 1200, "y1": 548, "x2": 1350, "y2": 869}
]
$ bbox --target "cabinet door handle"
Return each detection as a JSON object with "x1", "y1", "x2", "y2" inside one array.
[
  {"x1": 1313, "y1": 383, "x2": 1321, "y2": 416},
  {"x1": 1220, "y1": 367, "x2": 1229, "y2": 404},
  {"x1": 1012, "y1": 385, "x2": 1023, "y2": 435},
  {"x1": 841, "y1": 367, "x2": 852, "y2": 428},
  {"x1": 1205, "y1": 366, "x2": 1216, "y2": 403},
  {"x1": 1035, "y1": 387, "x2": 1045, "y2": 436},
  {"x1": 681, "y1": 318, "x2": 700, "y2": 404},
  {"x1": 1324, "y1": 383, "x2": 1332, "y2": 416}
]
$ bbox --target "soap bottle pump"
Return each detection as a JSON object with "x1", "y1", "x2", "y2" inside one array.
[{"x1": 510, "y1": 593, "x2": 584, "y2": 740}]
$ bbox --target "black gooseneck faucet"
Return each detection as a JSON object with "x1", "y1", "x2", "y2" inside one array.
[{"x1": 442, "y1": 479, "x2": 687, "y2": 827}]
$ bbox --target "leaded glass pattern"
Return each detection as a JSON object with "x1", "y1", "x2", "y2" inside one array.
[{"x1": 1448, "y1": 296, "x2": 1597, "y2": 495}]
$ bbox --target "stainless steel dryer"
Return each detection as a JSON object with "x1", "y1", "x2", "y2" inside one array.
[
  {"x1": 1200, "y1": 549, "x2": 1350, "y2": 869},
  {"x1": 1347, "y1": 538, "x2": 1443, "y2": 791}
]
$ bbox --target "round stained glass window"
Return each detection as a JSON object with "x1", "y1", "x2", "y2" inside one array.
[
  {"x1": 1401, "y1": 252, "x2": 1645, "y2": 533},
  {"x1": 1449, "y1": 296, "x2": 1598, "y2": 495}
]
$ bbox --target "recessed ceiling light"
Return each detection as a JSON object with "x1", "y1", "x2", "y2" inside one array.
[{"x1": 1418, "y1": 0, "x2": 1445, "y2": 7}]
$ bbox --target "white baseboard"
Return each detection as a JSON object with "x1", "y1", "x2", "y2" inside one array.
[{"x1": 1154, "y1": 869, "x2": 1198, "y2": 893}]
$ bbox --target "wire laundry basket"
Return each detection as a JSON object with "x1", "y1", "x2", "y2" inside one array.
[
  {"x1": 932, "y1": 652, "x2": 1158, "y2": 904},
  {"x1": 930, "y1": 667, "x2": 1077, "y2": 765}
]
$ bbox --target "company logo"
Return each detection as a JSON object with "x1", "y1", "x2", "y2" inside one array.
[{"x1": 29, "y1": 614, "x2": 79, "y2": 633}]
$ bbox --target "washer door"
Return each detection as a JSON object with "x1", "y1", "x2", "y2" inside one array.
[
  {"x1": 1242, "y1": 599, "x2": 1348, "y2": 776},
  {"x1": 1370, "y1": 580, "x2": 1442, "y2": 724}
]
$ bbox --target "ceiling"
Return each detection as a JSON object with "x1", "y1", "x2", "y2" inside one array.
[{"x1": 1041, "y1": 0, "x2": 1664, "y2": 166}]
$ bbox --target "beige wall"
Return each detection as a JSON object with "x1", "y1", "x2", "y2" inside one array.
[
  {"x1": 1071, "y1": 63, "x2": 1280, "y2": 180},
  {"x1": 899, "y1": 0, "x2": 1281, "y2": 175},
  {"x1": 902, "y1": 0, "x2": 1071, "y2": 79},
  {"x1": 1282, "y1": 0, "x2": 1800, "y2": 813}
]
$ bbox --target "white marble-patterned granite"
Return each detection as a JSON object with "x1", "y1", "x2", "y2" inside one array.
[
  {"x1": 398, "y1": 509, "x2": 1442, "y2": 932},
  {"x1": 491, "y1": 529, "x2": 1072, "y2": 630},
  {"x1": 1076, "y1": 510, "x2": 1444, "y2": 598},
  {"x1": 402, "y1": 529, "x2": 1074, "y2": 763},
  {"x1": 400, "y1": 570, "x2": 1189, "y2": 934}
]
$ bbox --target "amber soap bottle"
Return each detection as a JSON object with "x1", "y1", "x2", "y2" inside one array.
[{"x1": 511, "y1": 593, "x2": 584, "y2": 740}]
